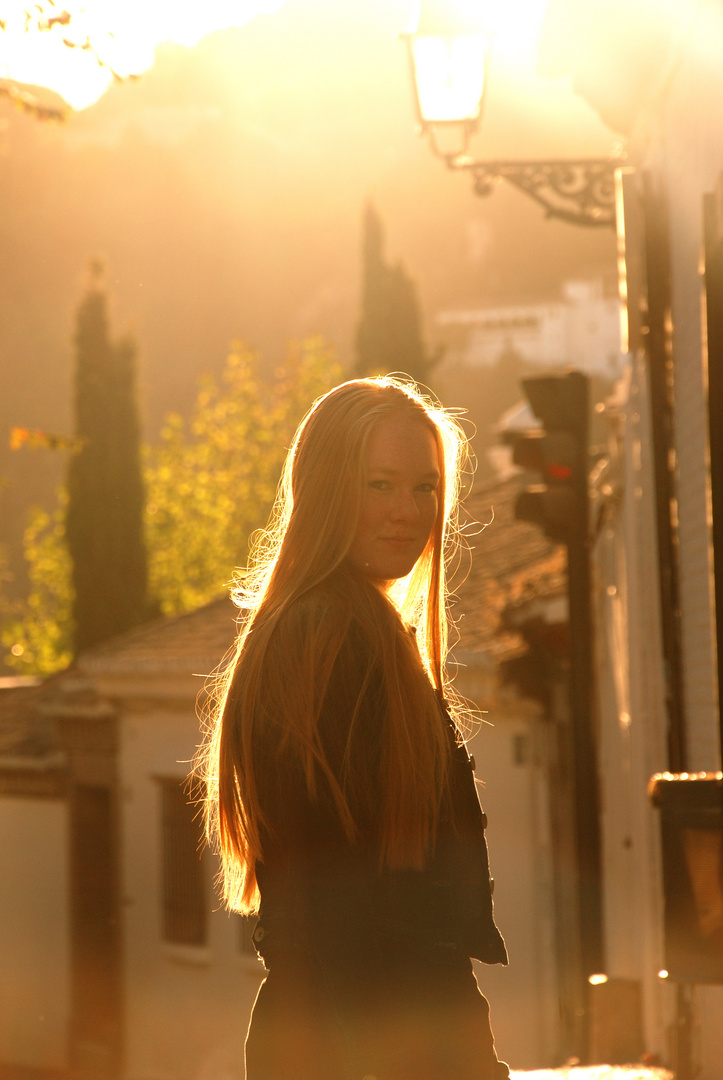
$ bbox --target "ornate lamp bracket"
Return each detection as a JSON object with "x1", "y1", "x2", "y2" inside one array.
[{"x1": 444, "y1": 154, "x2": 619, "y2": 228}]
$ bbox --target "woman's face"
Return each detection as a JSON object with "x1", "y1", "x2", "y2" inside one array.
[{"x1": 347, "y1": 413, "x2": 440, "y2": 584}]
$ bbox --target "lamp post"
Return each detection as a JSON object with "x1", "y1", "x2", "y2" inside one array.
[{"x1": 401, "y1": 1, "x2": 619, "y2": 228}]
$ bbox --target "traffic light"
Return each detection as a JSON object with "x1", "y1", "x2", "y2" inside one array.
[
  {"x1": 507, "y1": 369, "x2": 604, "y2": 993},
  {"x1": 509, "y1": 370, "x2": 589, "y2": 543}
]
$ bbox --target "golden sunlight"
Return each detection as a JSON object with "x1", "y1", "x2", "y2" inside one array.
[
  {"x1": 410, "y1": 0, "x2": 549, "y2": 60},
  {"x1": 0, "y1": 0, "x2": 293, "y2": 109},
  {"x1": 485, "y1": 0, "x2": 549, "y2": 64},
  {"x1": 0, "y1": 0, "x2": 553, "y2": 112}
]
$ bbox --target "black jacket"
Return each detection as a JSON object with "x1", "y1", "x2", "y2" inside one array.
[{"x1": 250, "y1": 585, "x2": 507, "y2": 973}]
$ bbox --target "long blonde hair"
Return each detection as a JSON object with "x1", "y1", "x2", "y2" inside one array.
[{"x1": 198, "y1": 377, "x2": 469, "y2": 913}]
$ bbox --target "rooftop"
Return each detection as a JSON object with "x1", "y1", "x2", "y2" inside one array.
[
  {"x1": 452, "y1": 477, "x2": 566, "y2": 662},
  {"x1": 78, "y1": 597, "x2": 239, "y2": 678}
]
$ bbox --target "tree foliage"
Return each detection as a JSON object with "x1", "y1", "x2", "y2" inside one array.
[
  {"x1": 0, "y1": 3, "x2": 137, "y2": 120},
  {"x1": 65, "y1": 266, "x2": 150, "y2": 654},
  {"x1": 145, "y1": 336, "x2": 341, "y2": 616},
  {"x1": 1, "y1": 4, "x2": 73, "y2": 120},
  {"x1": 0, "y1": 499, "x2": 73, "y2": 674},
  {"x1": 355, "y1": 202, "x2": 438, "y2": 386},
  {"x1": 1, "y1": 335, "x2": 342, "y2": 673}
]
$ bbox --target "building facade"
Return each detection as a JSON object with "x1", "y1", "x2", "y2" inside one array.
[{"x1": 436, "y1": 279, "x2": 623, "y2": 377}]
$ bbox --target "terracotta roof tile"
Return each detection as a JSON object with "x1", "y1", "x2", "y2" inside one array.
[
  {"x1": 0, "y1": 674, "x2": 67, "y2": 760},
  {"x1": 78, "y1": 597, "x2": 239, "y2": 677},
  {"x1": 451, "y1": 477, "x2": 566, "y2": 661}
]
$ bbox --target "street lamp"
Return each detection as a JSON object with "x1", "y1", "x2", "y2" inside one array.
[{"x1": 402, "y1": 0, "x2": 619, "y2": 228}]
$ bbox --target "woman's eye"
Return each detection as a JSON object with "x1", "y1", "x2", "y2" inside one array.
[
  {"x1": 369, "y1": 480, "x2": 389, "y2": 491},
  {"x1": 416, "y1": 483, "x2": 437, "y2": 494}
]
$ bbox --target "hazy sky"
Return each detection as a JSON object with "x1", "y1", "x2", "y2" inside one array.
[
  {"x1": 0, "y1": 0, "x2": 620, "y2": 598},
  {"x1": 1, "y1": 0, "x2": 558, "y2": 109}
]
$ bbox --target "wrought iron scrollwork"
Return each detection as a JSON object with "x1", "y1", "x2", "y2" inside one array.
[{"x1": 446, "y1": 155, "x2": 618, "y2": 228}]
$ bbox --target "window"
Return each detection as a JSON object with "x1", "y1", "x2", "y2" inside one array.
[
  {"x1": 512, "y1": 733, "x2": 530, "y2": 766},
  {"x1": 159, "y1": 778, "x2": 207, "y2": 946}
]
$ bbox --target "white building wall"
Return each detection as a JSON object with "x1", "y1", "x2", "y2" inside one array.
[
  {"x1": 595, "y1": 348, "x2": 723, "y2": 1076},
  {"x1": 593, "y1": 358, "x2": 672, "y2": 1059},
  {"x1": 113, "y1": 675, "x2": 264, "y2": 1080},
  {"x1": 436, "y1": 279, "x2": 623, "y2": 375},
  {"x1": 631, "y1": 0, "x2": 723, "y2": 773},
  {"x1": 0, "y1": 795, "x2": 70, "y2": 1071},
  {"x1": 458, "y1": 668, "x2": 559, "y2": 1070},
  {"x1": 625, "y1": 9, "x2": 723, "y2": 1068}
]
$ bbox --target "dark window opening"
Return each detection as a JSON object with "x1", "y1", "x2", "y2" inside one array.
[{"x1": 159, "y1": 779, "x2": 206, "y2": 946}]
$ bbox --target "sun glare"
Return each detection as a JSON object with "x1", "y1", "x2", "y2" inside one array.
[
  {"x1": 410, "y1": 0, "x2": 548, "y2": 61},
  {"x1": 0, "y1": 0, "x2": 293, "y2": 109},
  {"x1": 488, "y1": 0, "x2": 548, "y2": 64},
  {"x1": 0, "y1": 0, "x2": 551, "y2": 113}
]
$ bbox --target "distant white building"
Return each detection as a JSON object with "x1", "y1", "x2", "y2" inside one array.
[{"x1": 436, "y1": 279, "x2": 623, "y2": 376}]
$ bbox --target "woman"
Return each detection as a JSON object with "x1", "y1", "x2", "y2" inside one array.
[{"x1": 200, "y1": 377, "x2": 509, "y2": 1080}]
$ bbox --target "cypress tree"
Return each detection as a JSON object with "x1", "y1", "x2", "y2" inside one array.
[
  {"x1": 66, "y1": 261, "x2": 149, "y2": 653},
  {"x1": 355, "y1": 202, "x2": 438, "y2": 384}
]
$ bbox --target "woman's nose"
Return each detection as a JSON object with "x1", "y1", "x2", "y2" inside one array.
[{"x1": 390, "y1": 490, "x2": 420, "y2": 521}]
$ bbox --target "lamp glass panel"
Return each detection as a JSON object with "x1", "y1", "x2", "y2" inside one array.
[{"x1": 411, "y1": 33, "x2": 486, "y2": 124}]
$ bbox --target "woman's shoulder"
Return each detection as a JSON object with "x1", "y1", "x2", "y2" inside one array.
[
  {"x1": 276, "y1": 570, "x2": 384, "y2": 637},
  {"x1": 258, "y1": 573, "x2": 385, "y2": 737},
  {"x1": 267, "y1": 572, "x2": 389, "y2": 685},
  {"x1": 275, "y1": 574, "x2": 350, "y2": 637}
]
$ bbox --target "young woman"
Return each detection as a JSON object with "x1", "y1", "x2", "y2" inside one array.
[{"x1": 200, "y1": 377, "x2": 509, "y2": 1080}]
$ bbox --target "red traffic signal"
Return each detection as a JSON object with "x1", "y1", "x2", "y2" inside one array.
[
  {"x1": 510, "y1": 372, "x2": 589, "y2": 543},
  {"x1": 512, "y1": 430, "x2": 578, "y2": 480}
]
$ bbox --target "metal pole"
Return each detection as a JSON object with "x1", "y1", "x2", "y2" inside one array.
[
  {"x1": 703, "y1": 177, "x2": 723, "y2": 774},
  {"x1": 641, "y1": 172, "x2": 693, "y2": 1080},
  {"x1": 641, "y1": 173, "x2": 688, "y2": 774},
  {"x1": 567, "y1": 535, "x2": 604, "y2": 979},
  {"x1": 564, "y1": 372, "x2": 604, "y2": 1058}
]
